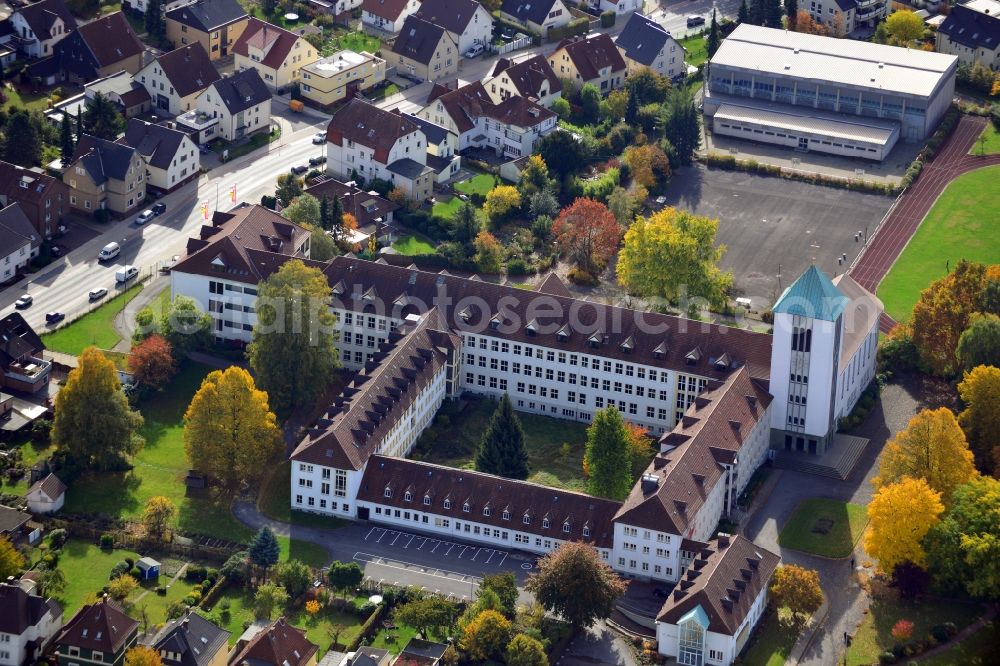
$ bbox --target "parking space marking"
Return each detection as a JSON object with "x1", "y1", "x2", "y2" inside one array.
[
  {"x1": 353, "y1": 552, "x2": 484, "y2": 587},
  {"x1": 404, "y1": 534, "x2": 415, "y2": 548},
  {"x1": 484, "y1": 550, "x2": 495, "y2": 564},
  {"x1": 390, "y1": 531, "x2": 402, "y2": 546},
  {"x1": 495, "y1": 552, "x2": 507, "y2": 568},
  {"x1": 445, "y1": 543, "x2": 454, "y2": 555},
  {"x1": 375, "y1": 529, "x2": 388, "y2": 543},
  {"x1": 413, "y1": 537, "x2": 426, "y2": 550},
  {"x1": 431, "y1": 540, "x2": 441, "y2": 553},
  {"x1": 364, "y1": 527, "x2": 378, "y2": 540}
]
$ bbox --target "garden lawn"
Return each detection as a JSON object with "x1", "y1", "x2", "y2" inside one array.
[
  {"x1": 680, "y1": 35, "x2": 708, "y2": 67},
  {"x1": 284, "y1": 604, "x2": 364, "y2": 656},
  {"x1": 454, "y1": 173, "x2": 497, "y2": 196},
  {"x1": 370, "y1": 623, "x2": 420, "y2": 655},
  {"x1": 431, "y1": 196, "x2": 463, "y2": 220},
  {"x1": 877, "y1": 166, "x2": 1000, "y2": 322},
  {"x1": 259, "y1": 460, "x2": 350, "y2": 531},
  {"x1": 55, "y1": 539, "x2": 142, "y2": 617},
  {"x1": 845, "y1": 595, "x2": 982, "y2": 666},
  {"x1": 413, "y1": 398, "x2": 592, "y2": 493},
  {"x1": 2, "y1": 87, "x2": 51, "y2": 112},
  {"x1": 63, "y1": 363, "x2": 330, "y2": 567},
  {"x1": 921, "y1": 620, "x2": 999, "y2": 666},
  {"x1": 738, "y1": 608, "x2": 798, "y2": 666},
  {"x1": 368, "y1": 82, "x2": 401, "y2": 101},
  {"x1": 778, "y1": 498, "x2": 867, "y2": 558},
  {"x1": 41, "y1": 284, "x2": 144, "y2": 355},
  {"x1": 130, "y1": 576, "x2": 200, "y2": 626},
  {"x1": 391, "y1": 235, "x2": 436, "y2": 255},
  {"x1": 970, "y1": 123, "x2": 1000, "y2": 155},
  {"x1": 1, "y1": 437, "x2": 53, "y2": 496}
]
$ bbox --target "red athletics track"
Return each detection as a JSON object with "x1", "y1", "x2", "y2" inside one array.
[{"x1": 848, "y1": 115, "x2": 1000, "y2": 333}]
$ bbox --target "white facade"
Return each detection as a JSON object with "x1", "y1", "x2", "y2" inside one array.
[
  {"x1": 418, "y1": 98, "x2": 557, "y2": 159},
  {"x1": 0, "y1": 588, "x2": 62, "y2": 666},
  {"x1": 136, "y1": 61, "x2": 196, "y2": 116},
  {"x1": 596, "y1": 0, "x2": 643, "y2": 15},
  {"x1": 9, "y1": 11, "x2": 68, "y2": 58},
  {"x1": 656, "y1": 587, "x2": 769, "y2": 666},
  {"x1": 325, "y1": 125, "x2": 427, "y2": 184},
  {"x1": 0, "y1": 238, "x2": 34, "y2": 283},
  {"x1": 169, "y1": 271, "x2": 260, "y2": 343},
  {"x1": 362, "y1": 0, "x2": 420, "y2": 35},
  {"x1": 128, "y1": 0, "x2": 187, "y2": 14},
  {"x1": 194, "y1": 86, "x2": 271, "y2": 142},
  {"x1": 447, "y1": 5, "x2": 494, "y2": 54},
  {"x1": 26, "y1": 487, "x2": 65, "y2": 514},
  {"x1": 143, "y1": 134, "x2": 199, "y2": 191}
]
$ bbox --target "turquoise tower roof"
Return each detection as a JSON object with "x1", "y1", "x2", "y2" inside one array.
[{"x1": 773, "y1": 266, "x2": 849, "y2": 322}]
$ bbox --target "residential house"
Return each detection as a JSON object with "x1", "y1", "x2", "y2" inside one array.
[
  {"x1": 401, "y1": 113, "x2": 460, "y2": 184},
  {"x1": 616, "y1": 13, "x2": 684, "y2": 81},
  {"x1": 8, "y1": 0, "x2": 76, "y2": 59},
  {"x1": 298, "y1": 50, "x2": 386, "y2": 108},
  {"x1": 150, "y1": 611, "x2": 230, "y2": 666},
  {"x1": 25, "y1": 473, "x2": 66, "y2": 514},
  {"x1": 548, "y1": 33, "x2": 627, "y2": 94},
  {"x1": 804, "y1": 0, "x2": 888, "y2": 36},
  {"x1": 85, "y1": 71, "x2": 152, "y2": 119},
  {"x1": 655, "y1": 535, "x2": 779, "y2": 666},
  {"x1": 187, "y1": 68, "x2": 272, "y2": 142},
  {"x1": 165, "y1": 0, "x2": 249, "y2": 60},
  {"x1": 0, "y1": 313, "x2": 51, "y2": 395},
  {"x1": 305, "y1": 176, "x2": 400, "y2": 243},
  {"x1": 233, "y1": 18, "x2": 319, "y2": 91},
  {"x1": 394, "y1": 640, "x2": 448, "y2": 666},
  {"x1": 0, "y1": 161, "x2": 68, "y2": 240},
  {"x1": 169, "y1": 204, "x2": 313, "y2": 343},
  {"x1": 0, "y1": 581, "x2": 63, "y2": 666},
  {"x1": 499, "y1": 0, "x2": 571, "y2": 37},
  {"x1": 137, "y1": 43, "x2": 221, "y2": 116},
  {"x1": 0, "y1": 505, "x2": 35, "y2": 546},
  {"x1": 63, "y1": 135, "x2": 146, "y2": 216},
  {"x1": 486, "y1": 54, "x2": 562, "y2": 108},
  {"x1": 338, "y1": 647, "x2": 390, "y2": 666},
  {"x1": 53, "y1": 600, "x2": 139, "y2": 666},
  {"x1": 937, "y1": 0, "x2": 1000, "y2": 70},
  {"x1": 361, "y1": 0, "x2": 421, "y2": 36},
  {"x1": 0, "y1": 204, "x2": 40, "y2": 284},
  {"x1": 415, "y1": 0, "x2": 492, "y2": 55},
  {"x1": 325, "y1": 98, "x2": 434, "y2": 202},
  {"x1": 386, "y1": 16, "x2": 458, "y2": 82},
  {"x1": 419, "y1": 81, "x2": 557, "y2": 159},
  {"x1": 227, "y1": 618, "x2": 318, "y2": 666},
  {"x1": 310, "y1": 0, "x2": 365, "y2": 20},
  {"x1": 588, "y1": 0, "x2": 642, "y2": 16},
  {"x1": 53, "y1": 12, "x2": 145, "y2": 83},
  {"x1": 128, "y1": 0, "x2": 189, "y2": 14},
  {"x1": 121, "y1": 119, "x2": 200, "y2": 193}
]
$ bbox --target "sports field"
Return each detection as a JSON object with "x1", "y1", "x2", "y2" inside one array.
[{"x1": 878, "y1": 166, "x2": 1000, "y2": 322}]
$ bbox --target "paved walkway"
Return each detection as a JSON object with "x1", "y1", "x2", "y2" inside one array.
[
  {"x1": 111, "y1": 276, "x2": 169, "y2": 351},
  {"x1": 912, "y1": 604, "x2": 997, "y2": 663},
  {"x1": 849, "y1": 115, "x2": 1000, "y2": 332}
]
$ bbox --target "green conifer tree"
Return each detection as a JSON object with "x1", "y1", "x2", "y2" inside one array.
[
  {"x1": 476, "y1": 394, "x2": 530, "y2": 480},
  {"x1": 248, "y1": 526, "x2": 280, "y2": 572},
  {"x1": 584, "y1": 407, "x2": 632, "y2": 500}
]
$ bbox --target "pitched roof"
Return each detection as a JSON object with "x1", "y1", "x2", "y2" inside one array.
[
  {"x1": 415, "y1": 0, "x2": 487, "y2": 36},
  {"x1": 489, "y1": 54, "x2": 561, "y2": 100},
  {"x1": 232, "y1": 18, "x2": 302, "y2": 70},
  {"x1": 27, "y1": 473, "x2": 66, "y2": 501},
  {"x1": 152, "y1": 43, "x2": 221, "y2": 98},
  {"x1": 16, "y1": 0, "x2": 77, "y2": 39},
  {"x1": 209, "y1": 68, "x2": 271, "y2": 114},
  {"x1": 0, "y1": 505, "x2": 31, "y2": 534},
  {"x1": 772, "y1": 265, "x2": 849, "y2": 322},
  {"x1": 304, "y1": 177, "x2": 400, "y2": 232},
  {"x1": 614, "y1": 367, "x2": 772, "y2": 534},
  {"x1": 391, "y1": 15, "x2": 450, "y2": 66},
  {"x1": 0, "y1": 203, "x2": 39, "y2": 255},
  {"x1": 71, "y1": 135, "x2": 138, "y2": 185},
  {"x1": 501, "y1": 0, "x2": 559, "y2": 25},
  {"x1": 55, "y1": 601, "x2": 138, "y2": 655},
  {"x1": 122, "y1": 119, "x2": 191, "y2": 170},
  {"x1": 0, "y1": 583, "x2": 61, "y2": 636},
  {"x1": 831, "y1": 273, "x2": 882, "y2": 373},
  {"x1": 152, "y1": 611, "x2": 231, "y2": 666},
  {"x1": 401, "y1": 112, "x2": 452, "y2": 145},
  {"x1": 361, "y1": 0, "x2": 412, "y2": 21},
  {"x1": 0, "y1": 312, "x2": 44, "y2": 368},
  {"x1": 0, "y1": 161, "x2": 66, "y2": 206},
  {"x1": 327, "y1": 98, "x2": 420, "y2": 164},
  {"x1": 552, "y1": 33, "x2": 627, "y2": 81},
  {"x1": 939, "y1": 1, "x2": 1000, "y2": 51},
  {"x1": 56, "y1": 12, "x2": 143, "y2": 80},
  {"x1": 170, "y1": 204, "x2": 313, "y2": 285},
  {"x1": 228, "y1": 617, "x2": 317, "y2": 666},
  {"x1": 166, "y1": 0, "x2": 247, "y2": 32},
  {"x1": 615, "y1": 13, "x2": 673, "y2": 67},
  {"x1": 291, "y1": 311, "x2": 459, "y2": 471},
  {"x1": 86, "y1": 71, "x2": 152, "y2": 108},
  {"x1": 425, "y1": 81, "x2": 555, "y2": 134},
  {"x1": 656, "y1": 535, "x2": 780, "y2": 635},
  {"x1": 536, "y1": 272, "x2": 571, "y2": 297},
  {"x1": 357, "y1": 455, "x2": 621, "y2": 548}
]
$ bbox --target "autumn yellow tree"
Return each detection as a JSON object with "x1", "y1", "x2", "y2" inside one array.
[
  {"x1": 865, "y1": 477, "x2": 944, "y2": 572},
  {"x1": 0, "y1": 535, "x2": 25, "y2": 580},
  {"x1": 622, "y1": 144, "x2": 670, "y2": 190},
  {"x1": 108, "y1": 574, "x2": 139, "y2": 602},
  {"x1": 793, "y1": 11, "x2": 827, "y2": 35},
  {"x1": 473, "y1": 231, "x2": 504, "y2": 274},
  {"x1": 958, "y1": 365, "x2": 1000, "y2": 474},
  {"x1": 124, "y1": 646, "x2": 163, "y2": 666},
  {"x1": 142, "y1": 496, "x2": 176, "y2": 540},
  {"x1": 874, "y1": 408, "x2": 977, "y2": 501},
  {"x1": 483, "y1": 185, "x2": 521, "y2": 226},
  {"x1": 769, "y1": 565, "x2": 823, "y2": 623},
  {"x1": 183, "y1": 367, "x2": 283, "y2": 489},
  {"x1": 884, "y1": 10, "x2": 924, "y2": 45},
  {"x1": 460, "y1": 610, "x2": 511, "y2": 662}
]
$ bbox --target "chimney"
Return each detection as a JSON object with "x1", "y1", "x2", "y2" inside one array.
[{"x1": 717, "y1": 534, "x2": 730, "y2": 548}]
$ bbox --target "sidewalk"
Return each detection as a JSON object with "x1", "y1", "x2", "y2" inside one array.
[{"x1": 111, "y1": 276, "x2": 169, "y2": 351}]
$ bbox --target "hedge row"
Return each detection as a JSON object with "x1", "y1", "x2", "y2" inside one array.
[
  {"x1": 343, "y1": 603, "x2": 386, "y2": 652},
  {"x1": 899, "y1": 106, "x2": 961, "y2": 190},
  {"x1": 548, "y1": 17, "x2": 590, "y2": 42},
  {"x1": 199, "y1": 576, "x2": 228, "y2": 610},
  {"x1": 703, "y1": 153, "x2": 896, "y2": 195}
]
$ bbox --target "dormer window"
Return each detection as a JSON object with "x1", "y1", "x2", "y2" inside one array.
[
  {"x1": 542, "y1": 518, "x2": 550, "y2": 529},
  {"x1": 483, "y1": 507, "x2": 492, "y2": 517},
  {"x1": 525, "y1": 319, "x2": 538, "y2": 336},
  {"x1": 383, "y1": 487, "x2": 392, "y2": 498},
  {"x1": 563, "y1": 522, "x2": 571, "y2": 533},
  {"x1": 583, "y1": 526, "x2": 591, "y2": 537},
  {"x1": 444, "y1": 499, "x2": 452, "y2": 509},
  {"x1": 490, "y1": 313, "x2": 502, "y2": 330},
  {"x1": 523, "y1": 514, "x2": 531, "y2": 525},
  {"x1": 556, "y1": 324, "x2": 570, "y2": 342},
  {"x1": 502, "y1": 510, "x2": 510, "y2": 521},
  {"x1": 404, "y1": 491, "x2": 412, "y2": 502},
  {"x1": 423, "y1": 495, "x2": 431, "y2": 506},
  {"x1": 463, "y1": 502, "x2": 471, "y2": 513}
]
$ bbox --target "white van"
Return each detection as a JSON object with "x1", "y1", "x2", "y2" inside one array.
[
  {"x1": 98, "y1": 242, "x2": 121, "y2": 262},
  {"x1": 115, "y1": 265, "x2": 138, "y2": 283}
]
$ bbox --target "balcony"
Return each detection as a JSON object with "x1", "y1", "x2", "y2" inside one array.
[{"x1": 4, "y1": 356, "x2": 52, "y2": 388}]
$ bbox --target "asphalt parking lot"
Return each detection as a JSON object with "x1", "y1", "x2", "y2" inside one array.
[{"x1": 663, "y1": 165, "x2": 895, "y2": 308}]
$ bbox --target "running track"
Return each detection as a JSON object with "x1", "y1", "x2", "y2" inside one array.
[{"x1": 848, "y1": 115, "x2": 1000, "y2": 333}]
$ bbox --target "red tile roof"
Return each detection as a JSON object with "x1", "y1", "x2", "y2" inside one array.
[
  {"x1": 232, "y1": 18, "x2": 302, "y2": 70},
  {"x1": 550, "y1": 33, "x2": 627, "y2": 82},
  {"x1": 74, "y1": 12, "x2": 144, "y2": 68},
  {"x1": 228, "y1": 617, "x2": 317, "y2": 666},
  {"x1": 362, "y1": 0, "x2": 413, "y2": 21},
  {"x1": 55, "y1": 601, "x2": 138, "y2": 656},
  {"x1": 327, "y1": 98, "x2": 421, "y2": 165},
  {"x1": 153, "y1": 43, "x2": 221, "y2": 98},
  {"x1": 425, "y1": 81, "x2": 555, "y2": 134},
  {"x1": 490, "y1": 54, "x2": 561, "y2": 101}
]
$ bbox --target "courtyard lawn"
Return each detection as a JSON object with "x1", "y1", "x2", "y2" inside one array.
[
  {"x1": 41, "y1": 284, "x2": 144, "y2": 355},
  {"x1": 680, "y1": 34, "x2": 708, "y2": 68},
  {"x1": 64, "y1": 363, "x2": 330, "y2": 567},
  {"x1": 738, "y1": 608, "x2": 798, "y2": 666},
  {"x1": 845, "y1": 594, "x2": 983, "y2": 666},
  {"x1": 778, "y1": 498, "x2": 868, "y2": 558},
  {"x1": 877, "y1": 166, "x2": 1000, "y2": 322},
  {"x1": 431, "y1": 196, "x2": 463, "y2": 220},
  {"x1": 454, "y1": 173, "x2": 497, "y2": 197},
  {"x1": 391, "y1": 234, "x2": 436, "y2": 255},
  {"x1": 259, "y1": 460, "x2": 350, "y2": 531},
  {"x1": 413, "y1": 398, "x2": 592, "y2": 493},
  {"x1": 970, "y1": 123, "x2": 1000, "y2": 155},
  {"x1": 368, "y1": 82, "x2": 401, "y2": 101},
  {"x1": 921, "y1": 620, "x2": 1000, "y2": 666}
]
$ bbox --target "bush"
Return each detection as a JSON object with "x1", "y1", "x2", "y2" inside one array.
[
  {"x1": 548, "y1": 17, "x2": 589, "y2": 42},
  {"x1": 880, "y1": 651, "x2": 898, "y2": 665},
  {"x1": 567, "y1": 267, "x2": 599, "y2": 286},
  {"x1": 30, "y1": 418, "x2": 52, "y2": 445},
  {"x1": 48, "y1": 529, "x2": 67, "y2": 549},
  {"x1": 600, "y1": 9, "x2": 615, "y2": 27},
  {"x1": 186, "y1": 565, "x2": 208, "y2": 582},
  {"x1": 110, "y1": 561, "x2": 131, "y2": 579},
  {"x1": 155, "y1": 586, "x2": 167, "y2": 596},
  {"x1": 129, "y1": 567, "x2": 142, "y2": 579},
  {"x1": 931, "y1": 623, "x2": 957, "y2": 643},
  {"x1": 100, "y1": 534, "x2": 114, "y2": 550}
]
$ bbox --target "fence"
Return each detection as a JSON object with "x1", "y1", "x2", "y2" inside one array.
[{"x1": 486, "y1": 35, "x2": 532, "y2": 56}]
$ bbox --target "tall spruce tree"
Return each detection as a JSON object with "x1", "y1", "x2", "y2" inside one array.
[
  {"x1": 476, "y1": 394, "x2": 529, "y2": 480},
  {"x1": 664, "y1": 89, "x2": 701, "y2": 165},
  {"x1": 707, "y1": 10, "x2": 721, "y2": 57},
  {"x1": 248, "y1": 526, "x2": 280, "y2": 571},
  {"x1": 624, "y1": 87, "x2": 639, "y2": 124},
  {"x1": 59, "y1": 112, "x2": 74, "y2": 164},
  {"x1": 319, "y1": 195, "x2": 331, "y2": 230},
  {"x1": 737, "y1": 0, "x2": 750, "y2": 23},
  {"x1": 75, "y1": 108, "x2": 83, "y2": 143},
  {"x1": 328, "y1": 195, "x2": 344, "y2": 239},
  {"x1": 765, "y1": 0, "x2": 784, "y2": 27},
  {"x1": 145, "y1": 0, "x2": 163, "y2": 39},
  {"x1": 784, "y1": 0, "x2": 798, "y2": 27},
  {"x1": 2, "y1": 110, "x2": 41, "y2": 166},
  {"x1": 83, "y1": 93, "x2": 125, "y2": 140},
  {"x1": 585, "y1": 407, "x2": 633, "y2": 500},
  {"x1": 749, "y1": 0, "x2": 765, "y2": 24}
]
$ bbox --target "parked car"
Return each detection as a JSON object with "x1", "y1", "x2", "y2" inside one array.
[
  {"x1": 312, "y1": 132, "x2": 326, "y2": 145},
  {"x1": 500, "y1": 26, "x2": 516, "y2": 40},
  {"x1": 291, "y1": 165, "x2": 309, "y2": 175},
  {"x1": 464, "y1": 44, "x2": 485, "y2": 58},
  {"x1": 50, "y1": 245, "x2": 65, "y2": 257},
  {"x1": 687, "y1": 15, "x2": 705, "y2": 27},
  {"x1": 308, "y1": 155, "x2": 327, "y2": 166},
  {"x1": 116, "y1": 265, "x2": 139, "y2": 284},
  {"x1": 135, "y1": 209, "x2": 155, "y2": 225},
  {"x1": 655, "y1": 196, "x2": 667, "y2": 205},
  {"x1": 45, "y1": 312, "x2": 65, "y2": 324},
  {"x1": 14, "y1": 294, "x2": 33, "y2": 309},
  {"x1": 98, "y1": 242, "x2": 120, "y2": 262},
  {"x1": 89, "y1": 287, "x2": 108, "y2": 300},
  {"x1": 152, "y1": 202, "x2": 167, "y2": 215}
]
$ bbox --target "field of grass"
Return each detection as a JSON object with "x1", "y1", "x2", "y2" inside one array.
[
  {"x1": 877, "y1": 166, "x2": 1000, "y2": 322},
  {"x1": 0, "y1": 436, "x2": 53, "y2": 496},
  {"x1": 370, "y1": 623, "x2": 421, "y2": 655},
  {"x1": 56, "y1": 539, "x2": 141, "y2": 617},
  {"x1": 845, "y1": 594, "x2": 982, "y2": 666},
  {"x1": 391, "y1": 234, "x2": 437, "y2": 255},
  {"x1": 431, "y1": 196, "x2": 463, "y2": 220},
  {"x1": 413, "y1": 398, "x2": 592, "y2": 493},
  {"x1": 454, "y1": 173, "x2": 497, "y2": 196},
  {"x1": 970, "y1": 123, "x2": 1000, "y2": 155},
  {"x1": 922, "y1": 620, "x2": 999, "y2": 666},
  {"x1": 738, "y1": 608, "x2": 799, "y2": 666},
  {"x1": 64, "y1": 362, "x2": 330, "y2": 567},
  {"x1": 681, "y1": 34, "x2": 708, "y2": 68},
  {"x1": 778, "y1": 498, "x2": 868, "y2": 558},
  {"x1": 2, "y1": 86, "x2": 52, "y2": 112},
  {"x1": 368, "y1": 82, "x2": 401, "y2": 101},
  {"x1": 41, "y1": 284, "x2": 144, "y2": 355},
  {"x1": 326, "y1": 31, "x2": 382, "y2": 56}
]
